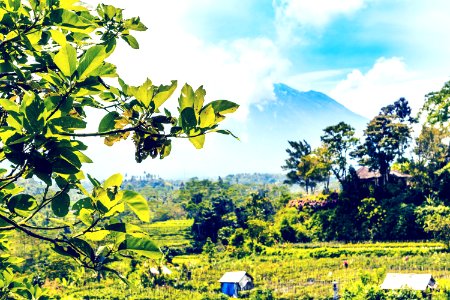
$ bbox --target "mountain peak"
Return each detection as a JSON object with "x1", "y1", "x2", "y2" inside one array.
[{"x1": 274, "y1": 83, "x2": 334, "y2": 103}]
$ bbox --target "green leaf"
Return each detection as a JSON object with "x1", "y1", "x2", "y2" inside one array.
[
  {"x1": 8, "y1": 194, "x2": 37, "y2": 217},
  {"x1": 122, "y1": 190, "x2": 150, "y2": 222},
  {"x1": 30, "y1": 151, "x2": 52, "y2": 185},
  {"x1": 180, "y1": 107, "x2": 197, "y2": 132},
  {"x1": 179, "y1": 84, "x2": 195, "y2": 111},
  {"x1": 160, "y1": 143, "x2": 172, "y2": 159},
  {"x1": 49, "y1": 29, "x2": 67, "y2": 46},
  {"x1": 69, "y1": 238, "x2": 95, "y2": 260},
  {"x1": 53, "y1": 245, "x2": 79, "y2": 258},
  {"x1": 153, "y1": 80, "x2": 177, "y2": 110},
  {"x1": 87, "y1": 174, "x2": 101, "y2": 187},
  {"x1": 91, "y1": 62, "x2": 117, "y2": 77},
  {"x1": 129, "y1": 78, "x2": 153, "y2": 108},
  {"x1": 52, "y1": 157, "x2": 79, "y2": 174},
  {"x1": 121, "y1": 34, "x2": 139, "y2": 49},
  {"x1": 54, "y1": 43, "x2": 77, "y2": 77},
  {"x1": 50, "y1": 9, "x2": 94, "y2": 33},
  {"x1": 84, "y1": 230, "x2": 110, "y2": 241},
  {"x1": 49, "y1": 116, "x2": 86, "y2": 130},
  {"x1": 49, "y1": 147, "x2": 82, "y2": 168},
  {"x1": 124, "y1": 17, "x2": 147, "y2": 31},
  {"x1": 0, "y1": 99, "x2": 19, "y2": 113},
  {"x1": 51, "y1": 192, "x2": 71, "y2": 217},
  {"x1": 102, "y1": 4, "x2": 117, "y2": 19},
  {"x1": 72, "y1": 197, "x2": 94, "y2": 213},
  {"x1": 103, "y1": 173, "x2": 123, "y2": 188},
  {"x1": 21, "y1": 92, "x2": 45, "y2": 133},
  {"x1": 78, "y1": 208, "x2": 93, "y2": 226},
  {"x1": 75, "y1": 151, "x2": 92, "y2": 164},
  {"x1": 118, "y1": 235, "x2": 158, "y2": 252},
  {"x1": 215, "y1": 129, "x2": 239, "y2": 139},
  {"x1": 6, "y1": 0, "x2": 20, "y2": 11},
  {"x1": 76, "y1": 45, "x2": 108, "y2": 80},
  {"x1": 210, "y1": 100, "x2": 239, "y2": 114},
  {"x1": 45, "y1": 96, "x2": 74, "y2": 115},
  {"x1": 199, "y1": 104, "x2": 215, "y2": 128},
  {"x1": 189, "y1": 135, "x2": 205, "y2": 149},
  {"x1": 194, "y1": 86, "x2": 206, "y2": 114},
  {"x1": 98, "y1": 111, "x2": 120, "y2": 132}
]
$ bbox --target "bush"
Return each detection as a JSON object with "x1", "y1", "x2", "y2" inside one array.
[
  {"x1": 231, "y1": 228, "x2": 246, "y2": 247},
  {"x1": 280, "y1": 218, "x2": 297, "y2": 243}
]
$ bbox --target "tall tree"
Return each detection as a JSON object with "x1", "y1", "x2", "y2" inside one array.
[
  {"x1": 320, "y1": 122, "x2": 359, "y2": 185},
  {"x1": 0, "y1": 0, "x2": 237, "y2": 285},
  {"x1": 421, "y1": 80, "x2": 450, "y2": 126},
  {"x1": 420, "y1": 80, "x2": 450, "y2": 177},
  {"x1": 299, "y1": 147, "x2": 331, "y2": 193},
  {"x1": 353, "y1": 98, "x2": 416, "y2": 186},
  {"x1": 282, "y1": 140, "x2": 314, "y2": 193},
  {"x1": 411, "y1": 125, "x2": 450, "y2": 200}
]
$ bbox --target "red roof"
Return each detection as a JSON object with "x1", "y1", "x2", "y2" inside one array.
[{"x1": 356, "y1": 166, "x2": 411, "y2": 179}]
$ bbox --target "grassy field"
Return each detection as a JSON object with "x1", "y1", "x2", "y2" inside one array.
[
  {"x1": 44, "y1": 241, "x2": 450, "y2": 299},
  {"x1": 141, "y1": 219, "x2": 194, "y2": 248},
  {"x1": 34, "y1": 219, "x2": 450, "y2": 299}
]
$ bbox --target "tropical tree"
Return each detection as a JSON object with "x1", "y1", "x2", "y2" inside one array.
[
  {"x1": 421, "y1": 80, "x2": 450, "y2": 126},
  {"x1": 183, "y1": 180, "x2": 236, "y2": 243},
  {"x1": 353, "y1": 98, "x2": 416, "y2": 186},
  {"x1": 320, "y1": 122, "x2": 359, "y2": 185},
  {"x1": 296, "y1": 148, "x2": 330, "y2": 193},
  {"x1": 0, "y1": 0, "x2": 237, "y2": 286},
  {"x1": 243, "y1": 191, "x2": 275, "y2": 222},
  {"x1": 411, "y1": 125, "x2": 450, "y2": 201},
  {"x1": 416, "y1": 202, "x2": 450, "y2": 249},
  {"x1": 282, "y1": 140, "x2": 317, "y2": 193}
]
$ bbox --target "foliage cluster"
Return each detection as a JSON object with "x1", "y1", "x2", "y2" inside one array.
[{"x1": 0, "y1": 0, "x2": 238, "y2": 298}]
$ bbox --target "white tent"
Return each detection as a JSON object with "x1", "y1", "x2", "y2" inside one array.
[{"x1": 381, "y1": 273, "x2": 436, "y2": 291}]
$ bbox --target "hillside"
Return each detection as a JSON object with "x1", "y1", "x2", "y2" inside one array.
[{"x1": 220, "y1": 83, "x2": 368, "y2": 174}]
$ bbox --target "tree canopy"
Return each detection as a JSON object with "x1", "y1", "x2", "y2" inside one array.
[{"x1": 353, "y1": 98, "x2": 416, "y2": 186}]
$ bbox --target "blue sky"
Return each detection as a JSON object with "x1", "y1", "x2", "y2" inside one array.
[{"x1": 85, "y1": 0, "x2": 450, "y2": 179}]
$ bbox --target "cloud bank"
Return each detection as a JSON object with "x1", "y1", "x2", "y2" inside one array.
[{"x1": 330, "y1": 57, "x2": 446, "y2": 118}]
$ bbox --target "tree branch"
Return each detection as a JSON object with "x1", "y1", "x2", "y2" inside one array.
[{"x1": 0, "y1": 214, "x2": 65, "y2": 244}]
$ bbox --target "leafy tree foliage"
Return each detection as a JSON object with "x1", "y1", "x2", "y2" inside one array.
[
  {"x1": 320, "y1": 122, "x2": 358, "y2": 185},
  {"x1": 353, "y1": 98, "x2": 416, "y2": 186},
  {"x1": 0, "y1": 0, "x2": 237, "y2": 285},
  {"x1": 244, "y1": 191, "x2": 275, "y2": 222},
  {"x1": 421, "y1": 80, "x2": 450, "y2": 126},
  {"x1": 416, "y1": 202, "x2": 450, "y2": 248},
  {"x1": 282, "y1": 140, "x2": 321, "y2": 193},
  {"x1": 410, "y1": 125, "x2": 450, "y2": 202},
  {"x1": 183, "y1": 179, "x2": 236, "y2": 243}
]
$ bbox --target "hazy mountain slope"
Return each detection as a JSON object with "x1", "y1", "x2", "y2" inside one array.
[
  {"x1": 224, "y1": 83, "x2": 368, "y2": 174},
  {"x1": 248, "y1": 83, "x2": 367, "y2": 142}
]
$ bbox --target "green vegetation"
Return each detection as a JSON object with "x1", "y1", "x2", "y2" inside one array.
[
  {"x1": 11, "y1": 234, "x2": 450, "y2": 299},
  {"x1": 2, "y1": 1, "x2": 450, "y2": 299},
  {"x1": 0, "y1": 0, "x2": 237, "y2": 298}
]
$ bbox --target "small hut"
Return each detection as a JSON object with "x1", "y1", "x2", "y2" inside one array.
[
  {"x1": 219, "y1": 271, "x2": 254, "y2": 297},
  {"x1": 356, "y1": 166, "x2": 412, "y2": 185},
  {"x1": 381, "y1": 273, "x2": 436, "y2": 291}
]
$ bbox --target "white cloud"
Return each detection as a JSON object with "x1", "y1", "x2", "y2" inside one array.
[
  {"x1": 273, "y1": 0, "x2": 368, "y2": 44},
  {"x1": 284, "y1": 68, "x2": 350, "y2": 92},
  {"x1": 329, "y1": 57, "x2": 446, "y2": 118},
  {"x1": 81, "y1": 1, "x2": 291, "y2": 179},
  {"x1": 92, "y1": 1, "x2": 290, "y2": 122}
]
